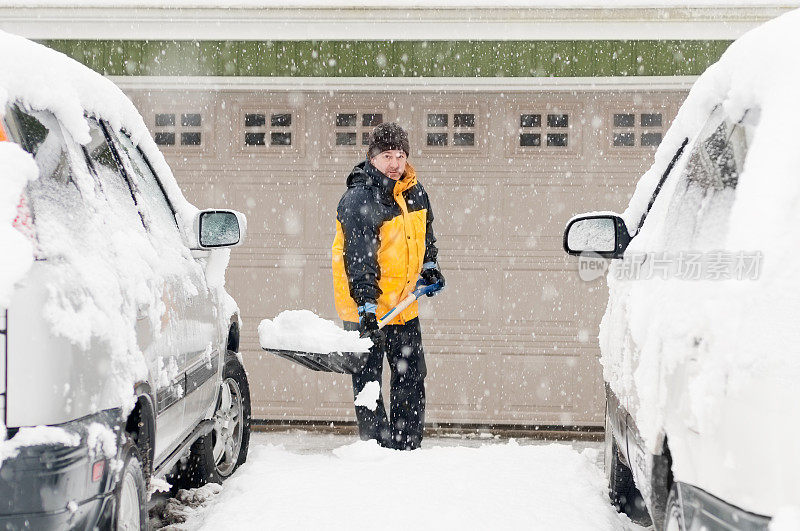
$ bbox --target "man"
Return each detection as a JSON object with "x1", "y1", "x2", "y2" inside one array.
[{"x1": 331, "y1": 122, "x2": 444, "y2": 450}]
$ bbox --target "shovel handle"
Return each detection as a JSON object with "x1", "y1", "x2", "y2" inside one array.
[{"x1": 377, "y1": 280, "x2": 443, "y2": 329}]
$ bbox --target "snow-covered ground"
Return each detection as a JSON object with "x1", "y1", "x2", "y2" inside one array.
[{"x1": 150, "y1": 430, "x2": 642, "y2": 531}]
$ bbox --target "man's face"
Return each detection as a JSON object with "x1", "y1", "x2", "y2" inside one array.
[{"x1": 370, "y1": 149, "x2": 407, "y2": 181}]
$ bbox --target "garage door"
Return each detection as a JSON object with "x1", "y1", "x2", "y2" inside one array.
[{"x1": 128, "y1": 86, "x2": 683, "y2": 427}]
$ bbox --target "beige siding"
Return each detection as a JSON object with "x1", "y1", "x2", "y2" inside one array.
[{"x1": 126, "y1": 88, "x2": 685, "y2": 427}]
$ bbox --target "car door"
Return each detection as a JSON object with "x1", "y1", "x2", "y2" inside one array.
[
  {"x1": 83, "y1": 117, "x2": 192, "y2": 460},
  {"x1": 105, "y1": 126, "x2": 222, "y2": 444},
  {"x1": 2, "y1": 105, "x2": 113, "y2": 427},
  {"x1": 620, "y1": 104, "x2": 749, "y2": 499}
]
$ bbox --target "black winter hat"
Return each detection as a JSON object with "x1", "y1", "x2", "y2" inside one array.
[{"x1": 366, "y1": 122, "x2": 410, "y2": 159}]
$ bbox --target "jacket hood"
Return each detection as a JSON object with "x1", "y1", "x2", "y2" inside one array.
[{"x1": 346, "y1": 160, "x2": 418, "y2": 201}]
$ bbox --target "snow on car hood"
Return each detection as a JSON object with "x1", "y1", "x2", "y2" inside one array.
[{"x1": 600, "y1": 8, "x2": 800, "y2": 517}]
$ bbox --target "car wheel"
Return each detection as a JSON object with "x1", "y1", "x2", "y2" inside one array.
[
  {"x1": 212, "y1": 353, "x2": 251, "y2": 479},
  {"x1": 171, "y1": 353, "x2": 251, "y2": 489},
  {"x1": 113, "y1": 440, "x2": 147, "y2": 531},
  {"x1": 664, "y1": 484, "x2": 684, "y2": 531},
  {"x1": 604, "y1": 405, "x2": 652, "y2": 526}
]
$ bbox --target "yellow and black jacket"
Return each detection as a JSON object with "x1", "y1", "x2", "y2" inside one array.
[{"x1": 332, "y1": 160, "x2": 437, "y2": 325}]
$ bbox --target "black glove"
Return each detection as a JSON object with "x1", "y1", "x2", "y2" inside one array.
[
  {"x1": 420, "y1": 265, "x2": 445, "y2": 297},
  {"x1": 359, "y1": 311, "x2": 385, "y2": 351}
]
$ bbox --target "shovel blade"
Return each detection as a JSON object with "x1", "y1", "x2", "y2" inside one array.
[{"x1": 262, "y1": 347, "x2": 369, "y2": 374}]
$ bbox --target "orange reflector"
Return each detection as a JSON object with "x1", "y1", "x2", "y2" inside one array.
[
  {"x1": 0, "y1": 120, "x2": 6, "y2": 142},
  {"x1": 92, "y1": 460, "x2": 105, "y2": 482}
]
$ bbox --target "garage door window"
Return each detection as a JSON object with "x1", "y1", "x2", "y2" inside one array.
[
  {"x1": 518, "y1": 112, "x2": 569, "y2": 150},
  {"x1": 612, "y1": 112, "x2": 664, "y2": 148},
  {"x1": 519, "y1": 114, "x2": 541, "y2": 147},
  {"x1": 154, "y1": 112, "x2": 204, "y2": 148},
  {"x1": 244, "y1": 112, "x2": 293, "y2": 147},
  {"x1": 334, "y1": 112, "x2": 384, "y2": 147},
  {"x1": 425, "y1": 112, "x2": 476, "y2": 148}
]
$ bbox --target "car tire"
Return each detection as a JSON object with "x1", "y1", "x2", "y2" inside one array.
[
  {"x1": 212, "y1": 352, "x2": 251, "y2": 479},
  {"x1": 170, "y1": 426, "x2": 221, "y2": 490},
  {"x1": 171, "y1": 352, "x2": 251, "y2": 489},
  {"x1": 663, "y1": 484, "x2": 684, "y2": 531},
  {"x1": 112, "y1": 440, "x2": 147, "y2": 531},
  {"x1": 605, "y1": 406, "x2": 652, "y2": 527}
]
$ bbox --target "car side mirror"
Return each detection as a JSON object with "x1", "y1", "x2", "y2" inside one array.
[
  {"x1": 563, "y1": 213, "x2": 631, "y2": 259},
  {"x1": 193, "y1": 209, "x2": 247, "y2": 249}
]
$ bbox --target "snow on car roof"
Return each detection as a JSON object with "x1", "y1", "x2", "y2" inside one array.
[
  {"x1": 0, "y1": 30, "x2": 196, "y2": 226},
  {"x1": 621, "y1": 7, "x2": 800, "y2": 241}
]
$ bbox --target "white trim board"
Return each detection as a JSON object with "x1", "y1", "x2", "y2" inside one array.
[
  {"x1": 2, "y1": 1, "x2": 791, "y2": 6},
  {"x1": 1, "y1": 6, "x2": 792, "y2": 41},
  {"x1": 110, "y1": 75, "x2": 699, "y2": 92}
]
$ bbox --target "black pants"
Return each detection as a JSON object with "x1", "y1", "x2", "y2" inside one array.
[{"x1": 344, "y1": 318, "x2": 427, "y2": 450}]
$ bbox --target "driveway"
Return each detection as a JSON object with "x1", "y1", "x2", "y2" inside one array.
[{"x1": 151, "y1": 430, "x2": 642, "y2": 530}]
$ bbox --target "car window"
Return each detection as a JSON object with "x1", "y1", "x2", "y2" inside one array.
[
  {"x1": 104, "y1": 125, "x2": 207, "y2": 296},
  {"x1": 83, "y1": 118, "x2": 145, "y2": 231},
  {"x1": 661, "y1": 106, "x2": 747, "y2": 250},
  {"x1": 635, "y1": 137, "x2": 689, "y2": 234},
  {"x1": 4, "y1": 105, "x2": 94, "y2": 258},
  {"x1": 6, "y1": 105, "x2": 72, "y2": 185},
  {"x1": 110, "y1": 129, "x2": 184, "y2": 246}
]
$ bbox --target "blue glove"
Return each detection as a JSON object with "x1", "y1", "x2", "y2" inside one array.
[
  {"x1": 419, "y1": 262, "x2": 445, "y2": 297},
  {"x1": 357, "y1": 303, "x2": 385, "y2": 351}
]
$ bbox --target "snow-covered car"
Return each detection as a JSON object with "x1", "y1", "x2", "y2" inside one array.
[
  {"x1": 0, "y1": 32, "x2": 251, "y2": 529},
  {"x1": 563, "y1": 9, "x2": 800, "y2": 531}
]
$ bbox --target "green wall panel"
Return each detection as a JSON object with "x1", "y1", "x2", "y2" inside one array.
[{"x1": 39, "y1": 40, "x2": 731, "y2": 77}]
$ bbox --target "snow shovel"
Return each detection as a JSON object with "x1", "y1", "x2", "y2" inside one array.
[{"x1": 262, "y1": 280, "x2": 443, "y2": 374}]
